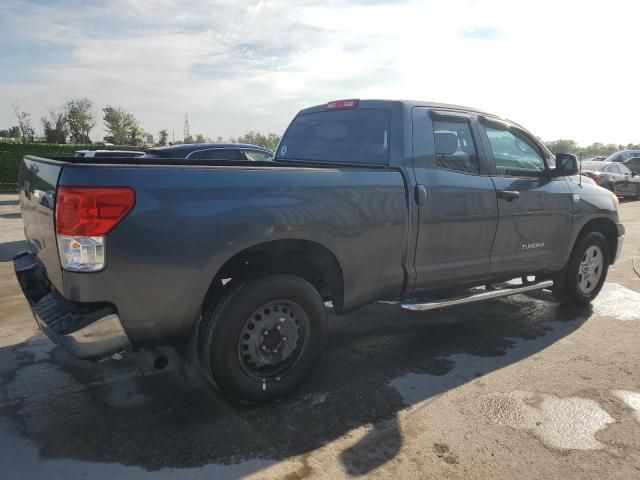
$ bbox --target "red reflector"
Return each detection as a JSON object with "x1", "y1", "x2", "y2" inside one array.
[
  {"x1": 55, "y1": 187, "x2": 135, "y2": 236},
  {"x1": 326, "y1": 99, "x2": 359, "y2": 110}
]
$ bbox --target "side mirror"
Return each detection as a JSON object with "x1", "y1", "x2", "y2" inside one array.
[{"x1": 554, "y1": 153, "x2": 579, "y2": 176}]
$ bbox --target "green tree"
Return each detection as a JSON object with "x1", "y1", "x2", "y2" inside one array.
[
  {"x1": 545, "y1": 139, "x2": 578, "y2": 154},
  {"x1": 66, "y1": 97, "x2": 96, "y2": 143},
  {"x1": 102, "y1": 106, "x2": 140, "y2": 145},
  {"x1": 158, "y1": 129, "x2": 168, "y2": 146},
  {"x1": 0, "y1": 127, "x2": 20, "y2": 138},
  {"x1": 194, "y1": 133, "x2": 206, "y2": 143},
  {"x1": 127, "y1": 123, "x2": 145, "y2": 146},
  {"x1": 41, "y1": 107, "x2": 68, "y2": 143},
  {"x1": 13, "y1": 103, "x2": 35, "y2": 141},
  {"x1": 232, "y1": 131, "x2": 280, "y2": 151}
]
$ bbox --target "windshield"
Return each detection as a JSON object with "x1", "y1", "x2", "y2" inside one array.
[{"x1": 276, "y1": 108, "x2": 390, "y2": 164}]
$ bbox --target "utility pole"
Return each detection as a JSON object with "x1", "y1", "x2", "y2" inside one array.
[{"x1": 183, "y1": 114, "x2": 190, "y2": 142}]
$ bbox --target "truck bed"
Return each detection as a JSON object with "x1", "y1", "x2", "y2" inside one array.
[{"x1": 18, "y1": 154, "x2": 409, "y2": 342}]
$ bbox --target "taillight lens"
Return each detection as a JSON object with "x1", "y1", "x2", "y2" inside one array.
[
  {"x1": 56, "y1": 187, "x2": 135, "y2": 236},
  {"x1": 55, "y1": 187, "x2": 135, "y2": 272}
]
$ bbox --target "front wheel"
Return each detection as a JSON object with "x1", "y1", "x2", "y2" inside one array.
[
  {"x1": 553, "y1": 232, "x2": 609, "y2": 305},
  {"x1": 198, "y1": 274, "x2": 327, "y2": 403}
]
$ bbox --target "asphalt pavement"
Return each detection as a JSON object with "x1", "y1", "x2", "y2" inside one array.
[{"x1": 0, "y1": 194, "x2": 639, "y2": 479}]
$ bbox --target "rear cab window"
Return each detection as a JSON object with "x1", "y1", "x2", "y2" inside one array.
[{"x1": 276, "y1": 108, "x2": 390, "y2": 165}]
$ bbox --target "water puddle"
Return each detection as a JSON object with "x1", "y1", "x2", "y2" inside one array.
[
  {"x1": 592, "y1": 283, "x2": 640, "y2": 321},
  {"x1": 612, "y1": 390, "x2": 640, "y2": 423},
  {"x1": 476, "y1": 391, "x2": 615, "y2": 450}
]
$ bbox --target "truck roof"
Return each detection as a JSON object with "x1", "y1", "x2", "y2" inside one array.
[{"x1": 297, "y1": 99, "x2": 495, "y2": 116}]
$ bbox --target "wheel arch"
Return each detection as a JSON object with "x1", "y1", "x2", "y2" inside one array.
[
  {"x1": 203, "y1": 239, "x2": 345, "y2": 313},
  {"x1": 574, "y1": 217, "x2": 619, "y2": 264}
]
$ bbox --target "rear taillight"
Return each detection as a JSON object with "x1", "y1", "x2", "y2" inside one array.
[
  {"x1": 326, "y1": 99, "x2": 359, "y2": 110},
  {"x1": 55, "y1": 186, "x2": 135, "y2": 272}
]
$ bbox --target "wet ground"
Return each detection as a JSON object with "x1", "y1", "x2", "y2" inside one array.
[{"x1": 1, "y1": 194, "x2": 639, "y2": 479}]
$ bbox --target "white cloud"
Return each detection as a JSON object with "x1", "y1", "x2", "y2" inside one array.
[{"x1": 1, "y1": 0, "x2": 639, "y2": 145}]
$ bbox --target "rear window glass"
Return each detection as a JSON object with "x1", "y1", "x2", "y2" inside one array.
[{"x1": 277, "y1": 108, "x2": 390, "y2": 164}]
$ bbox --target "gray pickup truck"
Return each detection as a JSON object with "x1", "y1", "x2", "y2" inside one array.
[{"x1": 14, "y1": 99, "x2": 624, "y2": 402}]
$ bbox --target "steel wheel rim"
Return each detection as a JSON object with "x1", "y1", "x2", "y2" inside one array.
[
  {"x1": 237, "y1": 300, "x2": 308, "y2": 380},
  {"x1": 578, "y1": 245, "x2": 603, "y2": 295}
]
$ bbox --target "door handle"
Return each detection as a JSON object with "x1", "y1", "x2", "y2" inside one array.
[{"x1": 498, "y1": 190, "x2": 520, "y2": 202}]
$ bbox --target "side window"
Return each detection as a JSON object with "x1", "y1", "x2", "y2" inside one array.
[
  {"x1": 485, "y1": 127, "x2": 545, "y2": 177},
  {"x1": 619, "y1": 164, "x2": 632, "y2": 175},
  {"x1": 432, "y1": 120, "x2": 479, "y2": 174},
  {"x1": 202, "y1": 149, "x2": 244, "y2": 160},
  {"x1": 244, "y1": 150, "x2": 273, "y2": 161}
]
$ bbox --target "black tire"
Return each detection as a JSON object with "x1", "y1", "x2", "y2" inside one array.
[
  {"x1": 553, "y1": 232, "x2": 609, "y2": 305},
  {"x1": 198, "y1": 274, "x2": 327, "y2": 403}
]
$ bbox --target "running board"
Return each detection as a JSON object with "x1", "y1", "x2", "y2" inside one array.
[{"x1": 400, "y1": 279, "x2": 554, "y2": 312}]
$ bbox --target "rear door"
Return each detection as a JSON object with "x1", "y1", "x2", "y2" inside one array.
[
  {"x1": 618, "y1": 163, "x2": 635, "y2": 195},
  {"x1": 411, "y1": 108, "x2": 498, "y2": 289},
  {"x1": 605, "y1": 164, "x2": 625, "y2": 194},
  {"x1": 478, "y1": 118, "x2": 573, "y2": 275}
]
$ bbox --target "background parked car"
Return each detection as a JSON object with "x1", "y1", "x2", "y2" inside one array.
[
  {"x1": 605, "y1": 149, "x2": 640, "y2": 163},
  {"x1": 624, "y1": 156, "x2": 640, "y2": 175},
  {"x1": 145, "y1": 143, "x2": 273, "y2": 161},
  {"x1": 581, "y1": 160, "x2": 640, "y2": 198}
]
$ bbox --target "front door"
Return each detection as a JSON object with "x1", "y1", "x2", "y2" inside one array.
[
  {"x1": 478, "y1": 120, "x2": 573, "y2": 275},
  {"x1": 411, "y1": 108, "x2": 498, "y2": 291}
]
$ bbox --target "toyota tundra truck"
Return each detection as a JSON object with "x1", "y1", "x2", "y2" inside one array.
[{"x1": 13, "y1": 99, "x2": 625, "y2": 403}]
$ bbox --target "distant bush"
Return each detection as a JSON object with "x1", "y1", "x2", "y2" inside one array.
[{"x1": 0, "y1": 143, "x2": 142, "y2": 193}]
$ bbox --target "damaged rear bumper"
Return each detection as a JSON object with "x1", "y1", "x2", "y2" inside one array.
[{"x1": 13, "y1": 251, "x2": 130, "y2": 360}]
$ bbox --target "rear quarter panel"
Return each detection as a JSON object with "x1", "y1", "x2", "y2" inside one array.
[
  {"x1": 58, "y1": 164, "x2": 408, "y2": 341},
  {"x1": 17, "y1": 156, "x2": 64, "y2": 289}
]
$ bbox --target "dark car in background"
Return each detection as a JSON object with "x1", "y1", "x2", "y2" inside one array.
[
  {"x1": 581, "y1": 160, "x2": 640, "y2": 198},
  {"x1": 605, "y1": 150, "x2": 640, "y2": 163},
  {"x1": 145, "y1": 143, "x2": 273, "y2": 161}
]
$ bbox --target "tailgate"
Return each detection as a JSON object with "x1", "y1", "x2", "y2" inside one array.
[{"x1": 18, "y1": 156, "x2": 64, "y2": 290}]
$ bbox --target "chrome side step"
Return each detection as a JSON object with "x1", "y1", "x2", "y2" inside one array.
[{"x1": 400, "y1": 279, "x2": 553, "y2": 312}]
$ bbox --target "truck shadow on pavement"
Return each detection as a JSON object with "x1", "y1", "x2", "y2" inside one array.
[{"x1": 0, "y1": 288, "x2": 592, "y2": 476}]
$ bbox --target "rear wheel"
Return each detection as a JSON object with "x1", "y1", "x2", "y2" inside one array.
[
  {"x1": 198, "y1": 274, "x2": 327, "y2": 403},
  {"x1": 553, "y1": 232, "x2": 609, "y2": 305}
]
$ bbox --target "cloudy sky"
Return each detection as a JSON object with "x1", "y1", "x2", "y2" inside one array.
[{"x1": 1, "y1": 0, "x2": 638, "y2": 145}]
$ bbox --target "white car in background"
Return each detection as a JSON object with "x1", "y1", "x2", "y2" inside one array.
[{"x1": 74, "y1": 150, "x2": 145, "y2": 158}]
